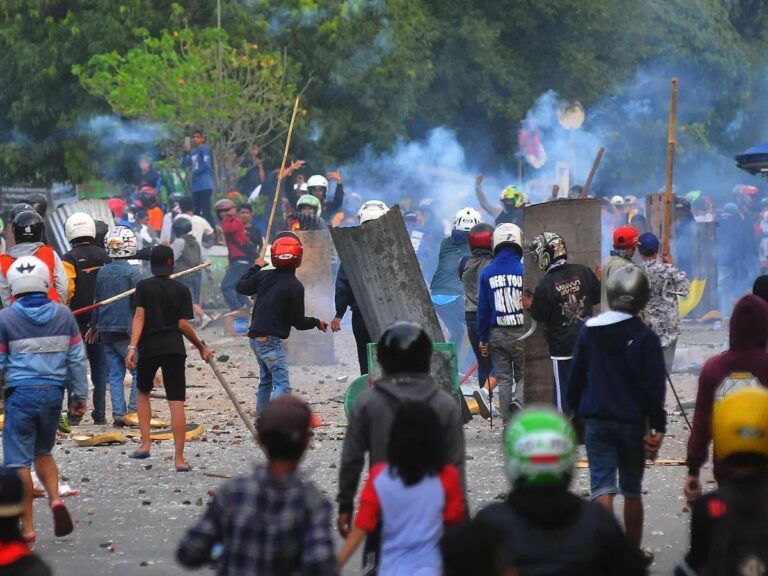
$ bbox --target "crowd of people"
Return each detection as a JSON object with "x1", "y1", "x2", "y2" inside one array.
[{"x1": 0, "y1": 133, "x2": 767, "y2": 575}]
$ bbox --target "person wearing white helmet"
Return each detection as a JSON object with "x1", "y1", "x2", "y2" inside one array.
[
  {"x1": 303, "y1": 170, "x2": 345, "y2": 224},
  {"x1": 89, "y1": 226, "x2": 143, "y2": 427},
  {"x1": 61, "y1": 212, "x2": 111, "y2": 425},
  {"x1": 477, "y1": 222, "x2": 526, "y2": 423},
  {"x1": 430, "y1": 207, "x2": 482, "y2": 349},
  {"x1": 0, "y1": 256, "x2": 88, "y2": 541},
  {"x1": 0, "y1": 210, "x2": 68, "y2": 307},
  {"x1": 331, "y1": 201, "x2": 390, "y2": 374}
]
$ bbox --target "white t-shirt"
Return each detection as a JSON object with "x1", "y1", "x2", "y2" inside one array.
[{"x1": 172, "y1": 214, "x2": 214, "y2": 247}]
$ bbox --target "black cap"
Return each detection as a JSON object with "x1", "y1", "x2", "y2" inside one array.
[
  {"x1": 0, "y1": 468, "x2": 24, "y2": 518},
  {"x1": 150, "y1": 245, "x2": 175, "y2": 276},
  {"x1": 377, "y1": 321, "x2": 432, "y2": 375}
]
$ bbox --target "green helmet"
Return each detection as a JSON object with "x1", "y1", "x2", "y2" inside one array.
[
  {"x1": 504, "y1": 408, "x2": 577, "y2": 488},
  {"x1": 296, "y1": 194, "x2": 322, "y2": 218}
]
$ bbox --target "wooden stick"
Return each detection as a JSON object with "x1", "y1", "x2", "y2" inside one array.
[
  {"x1": 261, "y1": 96, "x2": 301, "y2": 258},
  {"x1": 579, "y1": 147, "x2": 605, "y2": 198},
  {"x1": 207, "y1": 357, "x2": 258, "y2": 443},
  {"x1": 72, "y1": 262, "x2": 211, "y2": 316},
  {"x1": 662, "y1": 78, "x2": 679, "y2": 257}
]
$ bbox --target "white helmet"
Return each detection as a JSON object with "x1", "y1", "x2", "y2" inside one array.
[
  {"x1": 307, "y1": 175, "x2": 329, "y2": 191},
  {"x1": 65, "y1": 212, "x2": 96, "y2": 242},
  {"x1": 7, "y1": 256, "x2": 50, "y2": 297},
  {"x1": 357, "y1": 200, "x2": 389, "y2": 224},
  {"x1": 493, "y1": 223, "x2": 523, "y2": 253},
  {"x1": 453, "y1": 207, "x2": 482, "y2": 231},
  {"x1": 104, "y1": 226, "x2": 138, "y2": 258},
  {"x1": 609, "y1": 195, "x2": 625, "y2": 206}
]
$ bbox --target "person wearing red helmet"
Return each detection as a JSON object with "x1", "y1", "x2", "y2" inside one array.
[
  {"x1": 600, "y1": 225, "x2": 640, "y2": 307},
  {"x1": 459, "y1": 222, "x2": 495, "y2": 417},
  {"x1": 236, "y1": 234, "x2": 329, "y2": 414}
]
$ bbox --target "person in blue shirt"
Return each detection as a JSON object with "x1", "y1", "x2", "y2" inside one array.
[
  {"x1": 181, "y1": 129, "x2": 215, "y2": 226},
  {"x1": 477, "y1": 223, "x2": 525, "y2": 424}
]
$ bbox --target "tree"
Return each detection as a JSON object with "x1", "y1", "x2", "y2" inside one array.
[{"x1": 74, "y1": 26, "x2": 301, "y2": 191}]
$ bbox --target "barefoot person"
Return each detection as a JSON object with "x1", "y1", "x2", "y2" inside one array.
[
  {"x1": 0, "y1": 256, "x2": 88, "y2": 541},
  {"x1": 126, "y1": 246, "x2": 212, "y2": 472}
]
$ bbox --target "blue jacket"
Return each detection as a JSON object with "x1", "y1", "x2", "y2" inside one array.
[
  {"x1": 477, "y1": 246, "x2": 524, "y2": 342},
  {"x1": 0, "y1": 295, "x2": 88, "y2": 399},
  {"x1": 91, "y1": 262, "x2": 144, "y2": 334},
  {"x1": 430, "y1": 231, "x2": 470, "y2": 297},
  {"x1": 566, "y1": 311, "x2": 667, "y2": 432},
  {"x1": 181, "y1": 144, "x2": 215, "y2": 192}
]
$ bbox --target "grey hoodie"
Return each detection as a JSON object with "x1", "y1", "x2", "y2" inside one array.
[
  {"x1": 0, "y1": 243, "x2": 69, "y2": 307},
  {"x1": 337, "y1": 373, "x2": 466, "y2": 515}
]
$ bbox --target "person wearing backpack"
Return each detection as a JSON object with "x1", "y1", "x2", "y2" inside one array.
[
  {"x1": 675, "y1": 387, "x2": 768, "y2": 576},
  {"x1": 171, "y1": 216, "x2": 213, "y2": 330}
]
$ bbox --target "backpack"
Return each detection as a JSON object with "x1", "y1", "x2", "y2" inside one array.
[{"x1": 176, "y1": 234, "x2": 202, "y2": 272}]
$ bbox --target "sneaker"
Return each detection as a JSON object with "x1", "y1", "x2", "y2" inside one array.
[
  {"x1": 112, "y1": 417, "x2": 126, "y2": 428},
  {"x1": 509, "y1": 399, "x2": 523, "y2": 415},
  {"x1": 472, "y1": 388, "x2": 492, "y2": 420},
  {"x1": 642, "y1": 547, "x2": 655, "y2": 567},
  {"x1": 199, "y1": 314, "x2": 214, "y2": 331}
]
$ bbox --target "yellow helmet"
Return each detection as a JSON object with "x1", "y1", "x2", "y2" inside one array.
[{"x1": 712, "y1": 387, "x2": 768, "y2": 461}]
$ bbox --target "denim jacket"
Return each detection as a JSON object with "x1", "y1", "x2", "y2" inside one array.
[{"x1": 91, "y1": 262, "x2": 144, "y2": 334}]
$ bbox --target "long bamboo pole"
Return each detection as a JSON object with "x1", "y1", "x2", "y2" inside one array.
[
  {"x1": 72, "y1": 262, "x2": 211, "y2": 316},
  {"x1": 662, "y1": 78, "x2": 679, "y2": 257},
  {"x1": 261, "y1": 96, "x2": 301, "y2": 258},
  {"x1": 579, "y1": 147, "x2": 605, "y2": 198},
  {"x1": 208, "y1": 356, "x2": 258, "y2": 442}
]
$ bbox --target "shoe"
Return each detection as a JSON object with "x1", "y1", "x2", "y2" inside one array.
[
  {"x1": 642, "y1": 547, "x2": 655, "y2": 567},
  {"x1": 93, "y1": 419, "x2": 107, "y2": 426},
  {"x1": 58, "y1": 414, "x2": 72, "y2": 434},
  {"x1": 129, "y1": 450, "x2": 151, "y2": 460},
  {"x1": 112, "y1": 417, "x2": 126, "y2": 428},
  {"x1": 51, "y1": 502, "x2": 74, "y2": 537},
  {"x1": 509, "y1": 399, "x2": 523, "y2": 415},
  {"x1": 199, "y1": 314, "x2": 214, "y2": 330},
  {"x1": 472, "y1": 388, "x2": 491, "y2": 420}
]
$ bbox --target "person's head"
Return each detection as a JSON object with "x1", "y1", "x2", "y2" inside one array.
[
  {"x1": 306, "y1": 175, "x2": 329, "y2": 201},
  {"x1": 388, "y1": 402, "x2": 445, "y2": 486},
  {"x1": 609, "y1": 195, "x2": 625, "y2": 211},
  {"x1": 453, "y1": 207, "x2": 482, "y2": 232},
  {"x1": 606, "y1": 263, "x2": 649, "y2": 315},
  {"x1": 94, "y1": 220, "x2": 109, "y2": 248},
  {"x1": 568, "y1": 185, "x2": 583, "y2": 199},
  {"x1": 150, "y1": 245, "x2": 175, "y2": 277},
  {"x1": 492, "y1": 223, "x2": 523, "y2": 256},
  {"x1": 712, "y1": 387, "x2": 768, "y2": 473},
  {"x1": 0, "y1": 467, "x2": 25, "y2": 541},
  {"x1": 7, "y1": 255, "x2": 51, "y2": 299},
  {"x1": 752, "y1": 275, "x2": 768, "y2": 305},
  {"x1": 257, "y1": 396, "x2": 312, "y2": 462},
  {"x1": 139, "y1": 157, "x2": 151, "y2": 173},
  {"x1": 65, "y1": 212, "x2": 96, "y2": 245},
  {"x1": 505, "y1": 407, "x2": 577, "y2": 491},
  {"x1": 138, "y1": 187, "x2": 158, "y2": 209},
  {"x1": 214, "y1": 198, "x2": 237, "y2": 220},
  {"x1": 612, "y1": 225, "x2": 638, "y2": 257},
  {"x1": 12, "y1": 210, "x2": 45, "y2": 244},
  {"x1": 271, "y1": 233, "x2": 303, "y2": 269},
  {"x1": 733, "y1": 184, "x2": 758, "y2": 208},
  {"x1": 251, "y1": 144, "x2": 261, "y2": 159},
  {"x1": 357, "y1": 200, "x2": 389, "y2": 224},
  {"x1": 172, "y1": 215, "x2": 193, "y2": 238},
  {"x1": 28, "y1": 192, "x2": 48, "y2": 217},
  {"x1": 637, "y1": 232, "x2": 660, "y2": 259},
  {"x1": 728, "y1": 294, "x2": 768, "y2": 351},
  {"x1": 529, "y1": 232, "x2": 567, "y2": 271},
  {"x1": 135, "y1": 209, "x2": 149, "y2": 225},
  {"x1": 377, "y1": 321, "x2": 432, "y2": 375},
  {"x1": 191, "y1": 129, "x2": 205, "y2": 147},
  {"x1": 468, "y1": 222, "x2": 494, "y2": 252},
  {"x1": 500, "y1": 185, "x2": 524, "y2": 213},
  {"x1": 237, "y1": 203, "x2": 253, "y2": 225},
  {"x1": 8, "y1": 203, "x2": 33, "y2": 223},
  {"x1": 442, "y1": 517, "x2": 516, "y2": 576},
  {"x1": 296, "y1": 194, "x2": 323, "y2": 229},
  {"x1": 104, "y1": 226, "x2": 138, "y2": 259},
  {"x1": 178, "y1": 195, "x2": 195, "y2": 215}
]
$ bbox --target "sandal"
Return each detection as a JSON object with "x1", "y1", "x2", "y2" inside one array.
[
  {"x1": 175, "y1": 463, "x2": 192, "y2": 472},
  {"x1": 22, "y1": 532, "x2": 36, "y2": 544},
  {"x1": 51, "y1": 502, "x2": 74, "y2": 537},
  {"x1": 129, "y1": 450, "x2": 151, "y2": 460}
]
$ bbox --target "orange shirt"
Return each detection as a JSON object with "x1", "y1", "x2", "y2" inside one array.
[{"x1": 147, "y1": 206, "x2": 164, "y2": 232}]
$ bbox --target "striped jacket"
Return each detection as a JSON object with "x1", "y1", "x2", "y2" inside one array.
[{"x1": 0, "y1": 296, "x2": 88, "y2": 399}]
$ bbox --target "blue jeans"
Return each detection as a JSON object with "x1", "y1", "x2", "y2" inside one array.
[
  {"x1": 103, "y1": 339, "x2": 138, "y2": 418},
  {"x1": 3, "y1": 386, "x2": 64, "y2": 468},
  {"x1": 221, "y1": 261, "x2": 251, "y2": 311},
  {"x1": 585, "y1": 419, "x2": 646, "y2": 499},
  {"x1": 250, "y1": 336, "x2": 290, "y2": 414},
  {"x1": 86, "y1": 339, "x2": 108, "y2": 423}
]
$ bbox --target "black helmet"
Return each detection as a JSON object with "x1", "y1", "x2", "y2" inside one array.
[
  {"x1": 172, "y1": 216, "x2": 192, "y2": 236},
  {"x1": 94, "y1": 220, "x2": 109, "y2": 247},
  {"x1": 168, "y1": 192, "x2": 186, "y2": 206},
  {"x1": 606, "y1": 264, "x2": 650, "y2": 315},
  {"x1": 377, "y1": 321, "x2": 432, "y2": 375},
  {"x1": 9, "y1": 203, "x2": 33, "y2": 223},
  {"x1": 28, "y1": 193, "x2": 48, "y2": 217},
  {"x1": 12, "y1": 210, "x2": 45, "y2": 244}
]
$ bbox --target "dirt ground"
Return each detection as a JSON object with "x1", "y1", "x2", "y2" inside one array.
[{"x1": 12, "y1": 317, "x2": 722, "y2": 575}]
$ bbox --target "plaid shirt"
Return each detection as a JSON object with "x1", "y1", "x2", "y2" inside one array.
[{"x1": 176, "y1": 463, "x2": 336, "y2": 576}]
